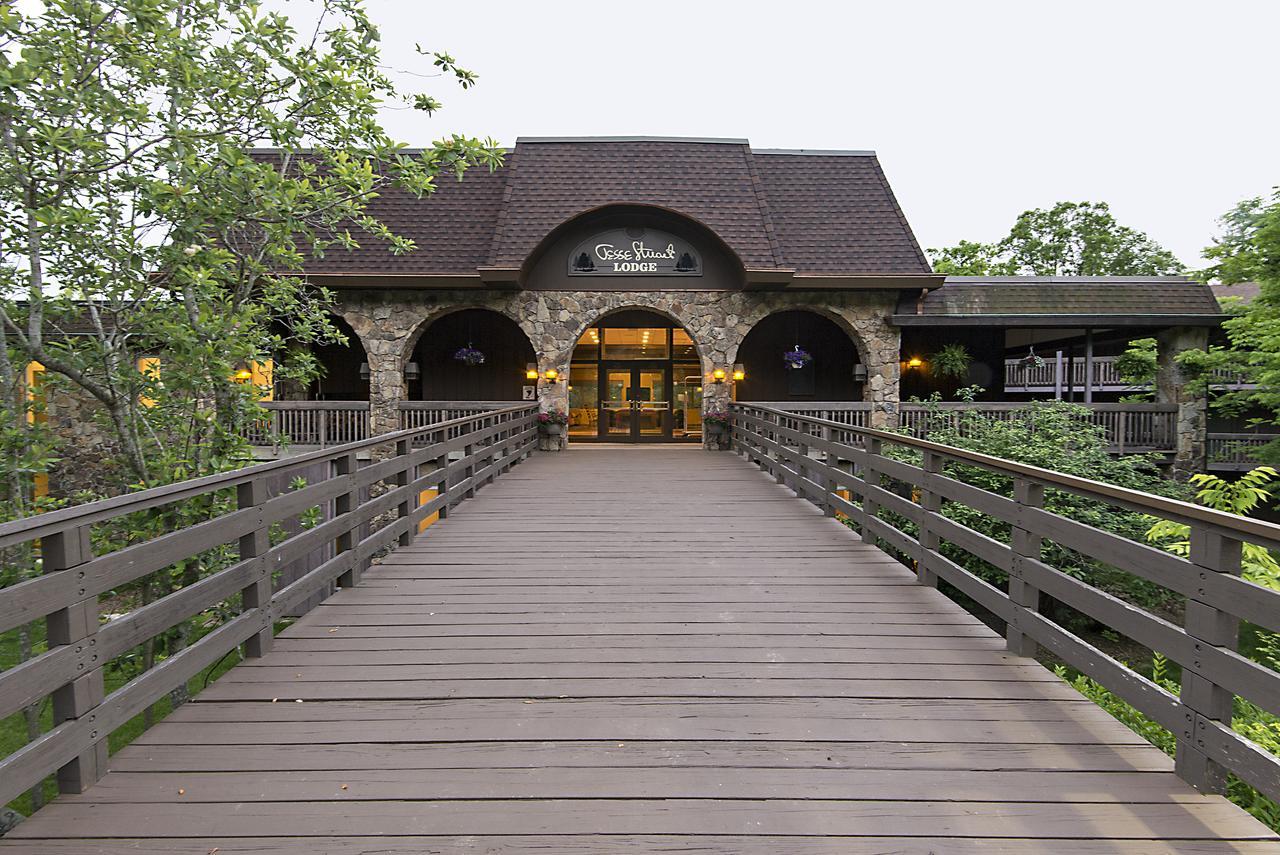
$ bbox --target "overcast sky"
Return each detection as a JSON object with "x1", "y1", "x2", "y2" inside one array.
[{"x1": 351, "y1": 0, "x2": 1277, "y2": 268}]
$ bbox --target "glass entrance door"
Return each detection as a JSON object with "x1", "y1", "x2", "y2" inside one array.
[{"x1": 600, "y1": 365, "x2": 669, "y2": 441}]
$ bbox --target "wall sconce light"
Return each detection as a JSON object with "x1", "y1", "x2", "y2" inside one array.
[
  {"x1": 906, "y1": 357, "x2": 924, "y2": 369},
  {"x1": 543, "y1": 368, "x2": 559, "y2": 382},
  {"x1": 853, "y1": 364, "x2": 868, "y2": 382},
  {"x1": 233, "y1": 367, "x2": 252, "y2": 382},
  {"x1": 711, "y1": 368, "x2": 727, "y2": 383},
  {"x1": 525, "y1": 362, "x2": 539, "y2": 381},
  {"x1": 404, "y1": 361, "x2": 421, "y2": 382},
  {"x1": 358, "y1": 362, "x2": 371, "y2": 381},
  {"x1": 732, "y1": 364, "x2": 745, "y2": 381}
]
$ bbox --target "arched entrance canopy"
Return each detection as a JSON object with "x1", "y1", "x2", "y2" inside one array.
[{"x1": 520, "y1": 204, "x2": 748, "y2": 291}]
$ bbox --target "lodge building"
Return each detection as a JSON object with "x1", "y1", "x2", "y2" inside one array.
[{"x1": 274, "y1": 136, "x2": 1231, "y2": 476}]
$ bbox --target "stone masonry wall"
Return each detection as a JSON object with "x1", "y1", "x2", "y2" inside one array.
[
  {"x1": 1156, "y1": 326, "x2": 1210, "y2": 480},
  {"x1": 335, "y1": 289, "x2": 903, "y2": 449}
]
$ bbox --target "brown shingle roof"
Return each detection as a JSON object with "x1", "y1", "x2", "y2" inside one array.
[
  {"x1": 754, "y1": 151, "x2": 930, "y2": 274},
  {"x1": 293, "y1": 137, "x2": 932, "y2": 279},
  {"x1": 491, "y1": 139, "x2": 782, "y2": 270},
  {"x1": 894, "y1": 276, "x2": 1224, "y2": 327}
]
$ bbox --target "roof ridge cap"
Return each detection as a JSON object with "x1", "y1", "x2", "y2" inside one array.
[
  {"x1": 743, "y1": 146, "x2": 785, "y2": 268},
  {"x1": 487, "y1": 148, "x2": 519, "y2": 266}
]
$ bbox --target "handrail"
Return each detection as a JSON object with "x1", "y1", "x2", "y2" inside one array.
[
  {"x1": 740, "y1": 402, "x2": 1280, "y2": 544},
  {"x1": 0, "y1": 403, "x2": 539, "y2": 806},
  {"x1": 0, "y1": 405, "x2": 531, "y2": 546},
  {"x1": 730, "y1": 401, "x2": 1280, "y2": 803}
]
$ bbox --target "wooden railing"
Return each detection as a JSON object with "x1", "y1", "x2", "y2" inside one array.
[
  {"x1": 758, "y1": 401, "x2": 1178, "y2": 454},
  {"x1": 1209, "y1": 433, "x2": 1280, "y2": 472},
  {"x1": 398, "y1": 401, "x2": 517, "y2": 431},
  {"x1": 1005, "y1": 356, "x2": 1134, "y2": 391},
  {"x1": 0, "y1": 404, "x2": 538, "y2": 807},
  {"x1": 242, "y1": 401, "x2": 370, "y2": 447},
  {"x1": 1005, "y1": 357, "x2": 1254, "y2": 392},
  {"x1": 730, "y1": 402, "x2": 1280, "y2": 802}
]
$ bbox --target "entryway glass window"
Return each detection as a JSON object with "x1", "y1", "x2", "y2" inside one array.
[
  {"x1": 567, "y1": 310, "x2": 701, "y2": 443},
  {"x1": 602, "y1": 327, "x2": 669, "y2": 360}
]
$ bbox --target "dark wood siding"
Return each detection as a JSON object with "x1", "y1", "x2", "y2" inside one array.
[
  {"x1": 413, "y1": 309, "x2": 536, "y2": 401},
  {"x1": 735, "y1": 311, "x2": 862, "y2": 402}
]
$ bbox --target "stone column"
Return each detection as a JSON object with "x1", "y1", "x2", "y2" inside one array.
[
  {"x1": 536, "y1": 351, "x2": 570, "y2": 452},
  {"x1": 858, "y1": 321, "x2": 901, "y2": 430},
  {"x1": 1157, "y1": 326, "x2": 1209, "y2": 480},
  {"x1": 364, "y1": 342, "x2": 405, "y2": 437}
]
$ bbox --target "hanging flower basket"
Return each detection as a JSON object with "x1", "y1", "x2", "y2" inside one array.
[
  {"x1": 783, "y1": 346, "x2": 812, "y2": 370},
  {"x1": 453, "y1": 346, "x2": 486, "y2": 366}
]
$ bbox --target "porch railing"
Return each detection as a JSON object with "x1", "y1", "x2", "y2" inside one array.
[
  {"x1": 757, "y1": 401, "x2": 1179, "y2": 454},
  {"x1": 1005, "y1": 357, "x2": 1254, "y2": 392},
  {"x1": 730, "y1": 401, "x2": 1280, "y2": 803},
  {"x1": 0, "y1": 404, "x2": 538, "y2": 806},
  {"x1": 398, "y1": 401, "x2": 519, "y2": 431},
  {"x1": 243, "y1": 401, "x2": 370, "y2": 447},
  {"x1": 1208, "y1": 433, "x2": 1280, "y2": 472}
]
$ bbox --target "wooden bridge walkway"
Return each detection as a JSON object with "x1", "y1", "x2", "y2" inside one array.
[{"x1": 4, "y1": 447, "x2": 1275, "y2": 853}]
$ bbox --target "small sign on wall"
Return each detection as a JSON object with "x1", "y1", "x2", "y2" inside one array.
[{"x1": 522, "y1": 385, "x2": 536, "y2": 401}]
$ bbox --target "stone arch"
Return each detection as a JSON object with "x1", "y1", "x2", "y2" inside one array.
[
  {"x1": 406, "y1": 307, "x2": 538, "y2": 401},
  {"x1": 729, "y1": 304, "x2": 872, "y2": 369},
  {"x1": 307, "y1": 314, "x2": 370, "y2": 401},
  {"x1": 555, "y1": 300, "x2": 710, "y2": 375},
  {"x1": 733, "y1": 309, "x2": 866, "y2": 403},
  {"x1": 399, "y1": 301, "x2": 537, "y2": 365}
]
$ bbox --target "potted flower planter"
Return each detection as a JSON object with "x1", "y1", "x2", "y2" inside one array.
[{"x1": 537, "y1": 410, "x2": 569, "y2": 437}]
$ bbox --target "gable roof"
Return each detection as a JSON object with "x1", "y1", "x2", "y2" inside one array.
[
  {"x1": 292, "y1": 137, "x2": 933, "y2": 281},
  {"x1": 893, "y1": 276, "x2": 1225, "y2": 327}
]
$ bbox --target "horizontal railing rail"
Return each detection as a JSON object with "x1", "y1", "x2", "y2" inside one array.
[
  {"x1": 755, "y1": 401, "x2": 1179, "y2": 454},
  {"x1": 398, "y1": 401, "x2": 518, "y2": 432},
  {"x1": 1005, "y1": 356, "x2": 1254, "y2": 392},
  {"x1": 1208, "y1": 433, "x2": 1280, "y2": 472},
  {"x1": 730, "y1": 401, "x2": 1280, "y2": 803},
  {"x1": 0, "y1": 403, "x2": 538, "y2": 807},
  {"x1": 242, "y1": 401, "x2": 370, "y2": 448}
]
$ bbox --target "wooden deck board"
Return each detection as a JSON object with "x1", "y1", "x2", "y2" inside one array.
[{"x1": 5, "y1": 446, "x2": 1275, "y2": 851}]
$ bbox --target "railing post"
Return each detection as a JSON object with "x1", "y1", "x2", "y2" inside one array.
[
  {"x1": 237, "y1": 478, "x2": 274, "y2": 657},
  {"x1": 915, "y1": 450, "x2": 941, "y2": 588},
  {"x1": 1176, "y1": 526, "x2": 1242, "y2": 794},
  {"x1": 1007, "y1": 478, "x2": 1044, "y2": 657},
  {"x1": 44, "y1": 524, "x2": 107, "y2": 793},
  {"x1": 859, "y1": 436, "x2": 882, "y2": 545},
  {"x1": 331, "y1": 452, "x2": 360, "y2": 587},
  {"x1": 395, "y1": 438, "x2": 415, "y2": 548},
  {"x1": 434, "y1": 439, "x2": 451, "y2": 521}
]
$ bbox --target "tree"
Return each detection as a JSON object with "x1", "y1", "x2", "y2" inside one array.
[
  {"x1": 0, "y1": 0, "x2": 501, "y2": 492},
  {"x1": 1179, "y1": 189, "x2": 1280, "y2": 462},
  {"x1": 928, "y1": 201, "x2": 1185, "y2": 276}
]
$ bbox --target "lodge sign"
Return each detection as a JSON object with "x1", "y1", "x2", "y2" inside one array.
[{"x1": 568, "y1": 228, "x2": 702, "y2": 276}]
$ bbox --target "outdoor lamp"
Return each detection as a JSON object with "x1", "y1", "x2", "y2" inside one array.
[
  {"x1": 544, "y1": 368, "x2": 559, "y2": 382},
  {"x1": 233, "y1": 368, "x2": 252, "y2": 382},
  {"x1": 358, "y1": 362, "x2": 371, "y2": 380},
  {"x1": 907, "y1": 357, "x2": 924, "y2": 369},
  {"x1": 712, "y1": 368, "x2": 727, "y2": 382},
  {"x1": 732, "y1": 364, "x2": 745, "y2": 381},
  {"x1": 404, "y1": 361, "x2": 421, "y2": 382},
  {"x1": 525, "y1": 363, "x2": 539, "y2": 380}
]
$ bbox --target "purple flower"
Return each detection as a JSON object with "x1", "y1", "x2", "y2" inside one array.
[
  {"x1": 453, "y1": 346, "x2": 485, "y2": 366},
  {"x1": 784, "y1": 346, "x2": 812, "y2": 369}
]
